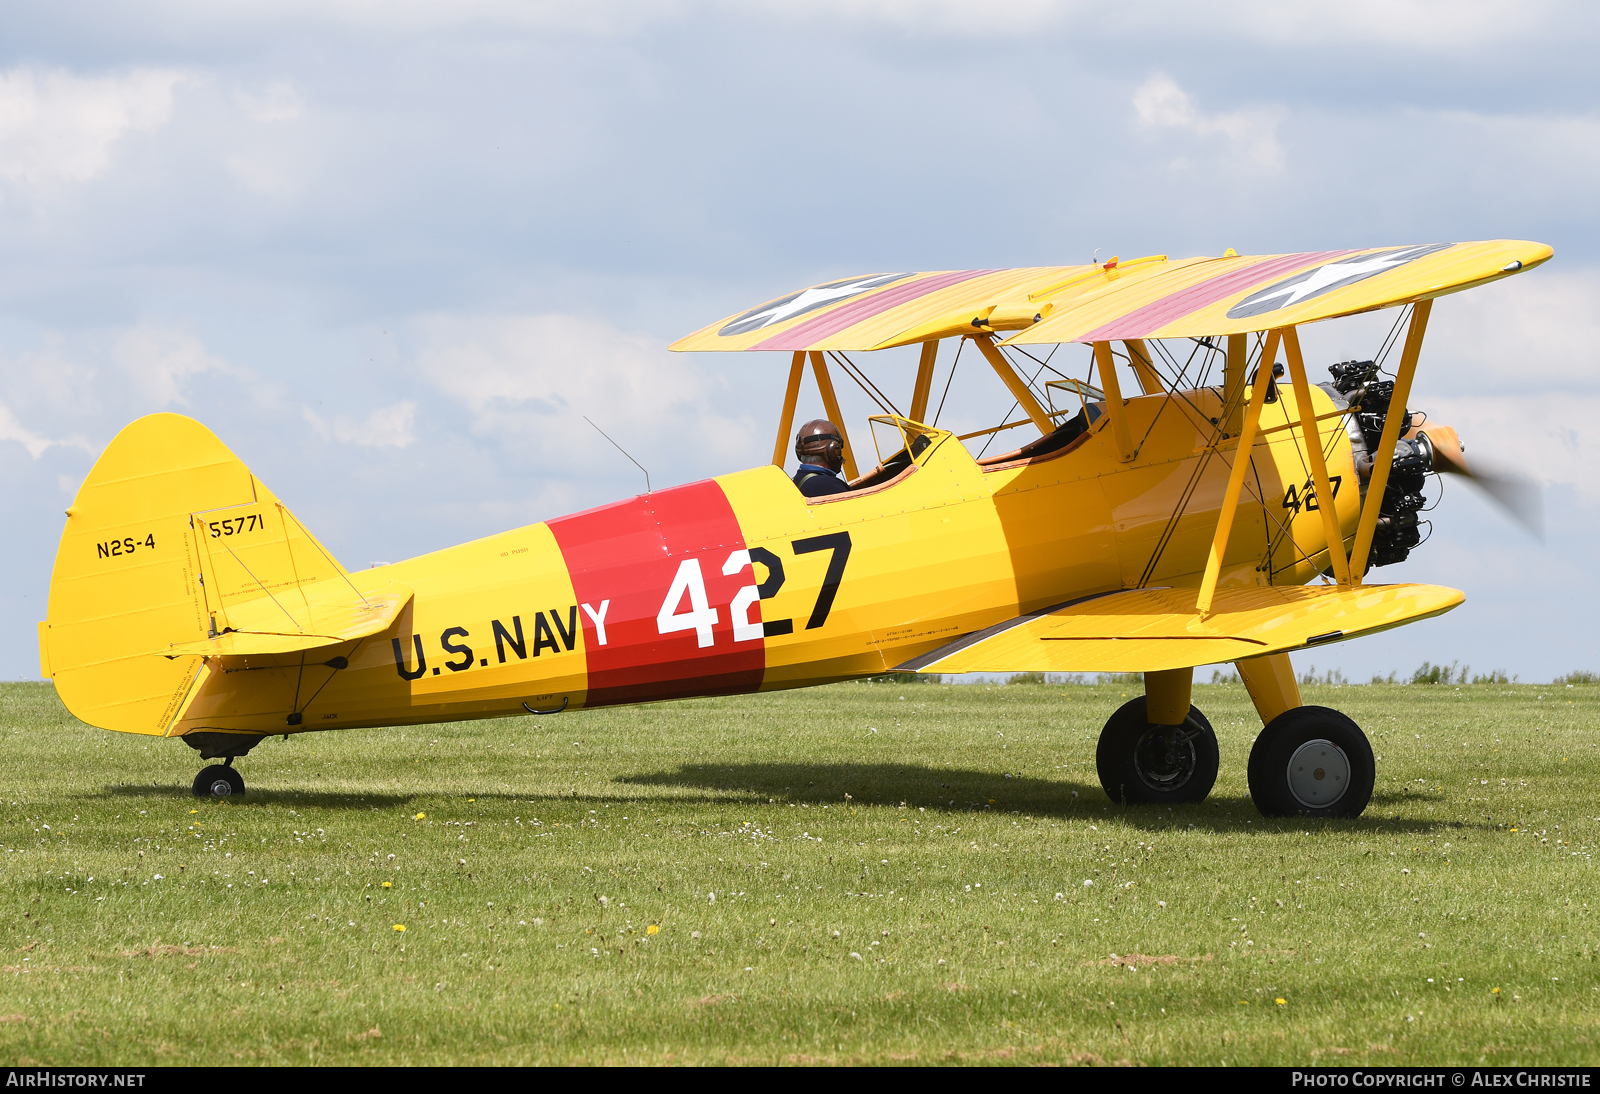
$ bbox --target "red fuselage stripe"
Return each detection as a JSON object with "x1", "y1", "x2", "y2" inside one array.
[{"x1": 547, "y1": 480, "x2": 765, "y2": 706}]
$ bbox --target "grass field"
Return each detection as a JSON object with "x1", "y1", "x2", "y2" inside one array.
[{"x1": 0, "y1": 678, "x2": 1595, "y2": 1066}]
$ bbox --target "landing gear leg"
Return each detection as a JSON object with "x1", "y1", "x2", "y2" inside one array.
[
  {"x1": 1237, "y1": 653, "x2": 1374, "y2": 818},
  {"x1": 1236, "y1": 652, "x2": 1302, "y2": 725},
  {"x1": 1096, "y1": 669, "x2": 1218, "y2": 805}
]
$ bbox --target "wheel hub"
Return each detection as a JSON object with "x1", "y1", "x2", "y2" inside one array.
[
  {"x1": 1286, "y1": 739, "x2": 1350, "y2": 809},
  {"x1": 1132, "y1": 725, "x2": 1198, "y2": 793},
  {"x1": 209, "y1": 778, "x2": 234, "y2": 796}
]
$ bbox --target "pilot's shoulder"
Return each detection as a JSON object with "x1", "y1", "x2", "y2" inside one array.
[{"x1": 794, "y1": 469, "x2": 848, "y2": 497}]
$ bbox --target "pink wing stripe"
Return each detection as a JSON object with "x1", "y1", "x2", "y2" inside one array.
[
  {"x1": 1076, "y1": 250, "x2": 1361, "y2": 342},
  {"x1": 750, "y1": 269, "x2": 999, "y2": 351}
]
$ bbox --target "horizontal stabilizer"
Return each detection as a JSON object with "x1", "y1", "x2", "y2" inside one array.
[
  {"x1": 897, "y1": 583, "x2": 1464, "y2": 675},
  {"x1": 164, "y1": 581, "x2": 413, "y2": 658}
]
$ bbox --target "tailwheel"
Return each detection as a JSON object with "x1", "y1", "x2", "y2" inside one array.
[
  {"x1": 1247, "y1": 706, "x2": 1374, "y2": 818},
  {"x1": 1095, "y1": 697, "x2": 1219, "y2": 805},
  {"x1": 193, "y1": 762, "x2": 245, "y2": 799}
]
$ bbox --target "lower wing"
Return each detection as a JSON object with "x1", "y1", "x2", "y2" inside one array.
[{"x1": 897, "y1": 584, "x2": 1463, "y2": 674}]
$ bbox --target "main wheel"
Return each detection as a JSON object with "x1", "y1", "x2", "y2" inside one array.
[
  {"x1": 1247, "y1": 706, "x2": 1373, "y2": 818},
  {"x1": 1096, "y1": 697, "x2": 1219, "y2": 805},
  {"x1": 193, "y1": 765, "x2": 245, "y2": 798}
]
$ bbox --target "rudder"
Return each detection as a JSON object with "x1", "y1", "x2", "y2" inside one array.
[{"x1": 41, "y1": 414, "x2": 348, "y2": 735}]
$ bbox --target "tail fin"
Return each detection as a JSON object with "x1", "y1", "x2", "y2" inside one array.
[{"x1": 41, "y1": 413, "x2": 355, "y2": 735}]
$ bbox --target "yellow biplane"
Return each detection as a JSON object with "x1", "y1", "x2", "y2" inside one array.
[{"x1": 39, "y1": 240, "x2": 1549, "y2": 816}]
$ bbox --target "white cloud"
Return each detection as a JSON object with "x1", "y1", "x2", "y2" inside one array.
[
  {"x1": 1209, "y1": 0, "x2": 1565, "y2": 50},
  {"x1": 130, "y1": 0, "x2": 1577, "y2": 46},
  {"x1": 1133, "y1": 73, "x2": 1283, "y2": 169},
  {"x1": 773, "y1": 0, "x2": 1566, "y2": 44},
  {"x1": 1421, "y1": 267, "x2": 1600, "y2": 392},
  {"x1": 235, "y1": 80, "x2": 305, "y2": 123},
  {"x1": 413, "y1": 313, "x2": 759, "y2": 479},
  {"x1": 304, "y1": 401, "x2": 417, "y2": 447},
  {"x1": 0, "y1": 67, "x2": 184, "y2": 186},
  {"x1": 0, "y1": 400, "x2": 89, "y2": 459},
  {"x1": 111, "y1": 324, "x2": 240, "y2": 406},
  {"x1": 224, "y1": 148, "x2": 311, "y2": 198}
]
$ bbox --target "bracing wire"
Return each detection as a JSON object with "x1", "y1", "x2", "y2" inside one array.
[
  {"x1": 829, "y1": 351, "x2": 902, "y2": 417},
  {"x1": 976, "y1": 346, "x2": 1056, "y2": 460},
  {"x1": 1133, "y1": 336, "x2": 1255, "y2": 588},
  {"x1": 1373, "y1": 305, "x2": 1411, "y2": 375},
  {"x1": 931, "y1": 338, "x2": 965, "y2": 428}
]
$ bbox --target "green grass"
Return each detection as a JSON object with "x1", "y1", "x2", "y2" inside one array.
[{"x1": 0, "y1": 678, "x2": 1596, "y2": 1066}]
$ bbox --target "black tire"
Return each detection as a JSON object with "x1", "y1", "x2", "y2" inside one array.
[
  {"x1": 193, "y1": 765, "x2": 245, "y2": 798},
  {"x1": 1095, "y1": 697, "x2": 1219, "y2": 805},
  {"x1": 1247, "y1": 706, "x2": 1373, "y2": 818}
]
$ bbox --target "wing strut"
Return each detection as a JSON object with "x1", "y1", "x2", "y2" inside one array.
[
  {"x1": 1223, "y1": 334, "x2": 1248, "y2": 437},
  {"x1": 807, "y1": 350, "x2": 860, "y2": 480},
  {"x1": 1122, "y1": 339, "x2": 1165, "y2": 396},
  {"x1": 1282, "y1": 327, "x2": 1353, "y2": 585},
  {"x1": 972, "y1": 334, "x2": 1054, "y2": 436},
  {"x1": 1091, "y1": 341, "x2": 1136, "y2": 461},
  {"x1": 1196, "y1": 329, "x2": 1281, "y2": 615},
  {"x1": 772, "y1": 351, "x2": 805, "y2": 468},
  {"x1": 908, "y1": 340, "x2": 939, "y2": 423},
  {"x1": 1350, "y1": 300, "x2": 1432, "y2": 579}
]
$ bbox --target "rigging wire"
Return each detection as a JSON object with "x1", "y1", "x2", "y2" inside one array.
[
  {"x1": 1140, "y1": 338, "x2": 1226, "y2": 447},
  {"x1": 1133, "y1": 335, "x2": 1259, "y2": 588},
  {"x1": 293, "y1": 637, "x2": 365, "y2": 718},
  {"x1": 976, "y1": 346, "x2": 1056, "y2": 460},
  {"x1": 1005, "y1": 342, "x2": 1066, "y2": 381},
  {"x1": 829, "y1": 350, "x2": 902, "y2": 417},
  {"x1": 1373, "y1": 305, "x2": 1411, "y2": 375},
  {"x1": 931, "y1": 338, "x2": 965, "y2": 428}
]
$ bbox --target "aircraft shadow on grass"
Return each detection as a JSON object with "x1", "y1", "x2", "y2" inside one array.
[
  {"x1": 617, "y1": 764, "x2": 1463, "y2": 834},
  {"x1": 98, "y1": 784, "x2": 419, "y2": 810},
  {"x1": 619, "y1": 761, "x2": 1095, "y2": 817},
  {"x1": 92, "y1": 771, "x2": 1468, "y2": 835}
]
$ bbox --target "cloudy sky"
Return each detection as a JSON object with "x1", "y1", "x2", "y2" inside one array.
[{"x1": 3, "y1": 0, "x2": 1597, "y2": 683}]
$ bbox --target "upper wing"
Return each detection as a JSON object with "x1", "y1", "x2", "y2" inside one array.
[
  {"x1": 670, "y1": 242, "x2": 1549, "y2": 353},
  {"x1": 1002, "y1": 240, "x2": 1550, "y2": 345},
  {"x1": 669, "y1": 265, "x2": 1122, "y2": 352},
  {"x1": 897, "y1": 583, "x2": 1463, "y2": 674}
]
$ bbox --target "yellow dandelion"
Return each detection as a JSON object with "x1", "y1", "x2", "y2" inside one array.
[
  {"x1": 468, "y1": 798, "x2": 475, "y2": 803},
  {"x1": 393, "y1": 924, "x2": 406, "y2": 932},
  {"x1": 189, "y1": 809, "x2": 199, "y2": 814},
  {"x1": 414, "y1": 813, "x2": 426, "y2": 820},
  {"x1": 1275, "y1": 998, "x2": 1286, "y2": 1006},
  {"x1": 1492, "y1": 987, "x2": 1501, "y2": 995},
  {"x1": 647, "y1": 925, "x2": 660, "y2": 935},
  {"x1": 382, "y1": 881, "x2": 393, "y2": 888}
]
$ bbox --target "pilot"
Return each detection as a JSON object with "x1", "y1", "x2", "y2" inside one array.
[{"x1": 792, "y1": 419, "x2": 851, "y2": 497}]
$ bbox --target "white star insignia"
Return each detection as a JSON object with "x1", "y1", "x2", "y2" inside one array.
[
  {"x1": 746, "y1": 276, "x2": 897, "y2": 329},
  {"x1": 1249, "y1": 250, "x2": 1422, "y2": 313}
]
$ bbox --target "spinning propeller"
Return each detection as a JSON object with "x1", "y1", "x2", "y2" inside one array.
[{"x1": 1416, "y1": 423, "x2": 1544, "y2": 539}]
